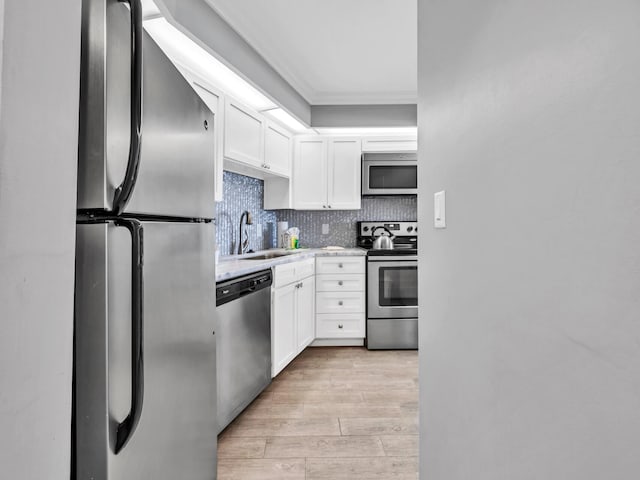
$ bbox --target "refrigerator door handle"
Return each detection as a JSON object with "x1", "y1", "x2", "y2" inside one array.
[
  {"x1": 113, "y1": 0, "x2": 143, "y2": 215},
  {"x1": 114, "y1": 218, "x2": 145, "y2": 453}
]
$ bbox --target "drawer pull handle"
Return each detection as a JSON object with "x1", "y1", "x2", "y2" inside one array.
[
  {"x1": 338, "y1": 281, "x2": 343, "y2": 286},
  {"x1": 338, "y1": 324, "x2": 344, "y2": 329},
  {"x1": 338, "y1": 301, "x2": 343, "y2": 306}
]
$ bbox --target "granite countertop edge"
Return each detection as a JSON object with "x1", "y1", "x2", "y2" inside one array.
[{"x1": 216, "y1": 248, "x2": 367, "y2": 282}]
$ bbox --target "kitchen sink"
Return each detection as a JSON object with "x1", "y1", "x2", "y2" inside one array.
[{"x1": 239, "y1": 251, "x2": 297, "y2": 260}]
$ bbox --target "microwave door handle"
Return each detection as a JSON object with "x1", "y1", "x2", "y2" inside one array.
[
  {"x1": 112, "y1": 0, "x2": 143, "y2": 215},
  {"x1": 113, "y1": 218, "x2": 145, "y2": 454}
]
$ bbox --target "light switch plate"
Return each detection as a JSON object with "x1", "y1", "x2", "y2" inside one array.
[
  {"x1": 434, "y1": 190, "x2": 446, "y2": 228},
  {"x1": 322, "y1": 223, "x2": 330, "y2": 235}
]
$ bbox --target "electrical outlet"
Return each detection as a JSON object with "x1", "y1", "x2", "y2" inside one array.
[{"x1": 322, "y1": 224, "x2": 329, "y2": 235}]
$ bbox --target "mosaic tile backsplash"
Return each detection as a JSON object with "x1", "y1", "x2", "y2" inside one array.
[
  {"x1": 276, "y1": 196, "x2": 417, "y2": 248},
  {"x1": 215, "y1": 171, "x2": 277, "y2": 255},
  {"x1": 216, "y1": 171, "x2": 417, "y2": 254}
]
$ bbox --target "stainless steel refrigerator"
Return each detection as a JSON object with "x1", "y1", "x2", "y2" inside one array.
[{"x1": 73, "y1": 0, "x2": 217, "y2": 478}]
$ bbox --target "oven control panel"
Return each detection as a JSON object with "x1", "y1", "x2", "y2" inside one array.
[{"x1": 358, "y1": 221, "x2": 418, "y2": 237}]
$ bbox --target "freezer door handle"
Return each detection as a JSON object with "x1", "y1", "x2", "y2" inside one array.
[
  {"x1": 114, "y1": 218, "x2": 145, "y2": 453},
  {"x1": 112, "y1": 0, "x2": 143, "y2": 215}
]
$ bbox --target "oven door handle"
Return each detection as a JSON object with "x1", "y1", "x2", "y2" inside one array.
[{"x1": 367, "y1": 257, "x2": 418, "y2": 263}]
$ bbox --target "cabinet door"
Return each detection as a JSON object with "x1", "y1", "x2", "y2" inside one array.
[
  {"x1": 327, "y1": 138, "x2": 362, "y2": 210},
  {"x1": 293, "y1": 138, "x2": 328, "y2": 210},
  {"x1": 264, "y1": 121, "x2": 292, "y2": 177},
  {"x1": 296, "y1": 275, "x2": 316, "y2": 353},
  {"x1": 224, "y1": 97, "x2": 264, "y2": 168},
  {"x1": 191, "y1": 81, "x2": 224, "y2": 202},
  {"x1": 272, "y1": 283, "x2": 297, "y2": 377}
]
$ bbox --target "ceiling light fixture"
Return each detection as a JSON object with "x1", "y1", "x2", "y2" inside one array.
[{"x1": 313, "y1": 127, "x2": 418, "y2": 136}]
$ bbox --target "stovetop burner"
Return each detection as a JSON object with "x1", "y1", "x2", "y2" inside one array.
[{"x1": 356, "y1": 221, "x2": 418, "y2": 255}]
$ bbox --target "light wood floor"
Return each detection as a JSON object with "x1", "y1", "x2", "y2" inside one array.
[{"x1": 217, "y1": 347, "x2": 419, "y2": 480}]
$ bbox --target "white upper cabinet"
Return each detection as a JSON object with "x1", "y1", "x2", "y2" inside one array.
[
  {"x1": 180, "y1": 71, "x2": 224, "y2": 203},
  {"x1": 264, "y1": 120, "x2": 292, "y2": 177},
  {"x1": 293, "y1": 138, "x2": 329, "y2": 209},
  {"x1": 327, "y1": 138, "x2": 362, "y2": 210},
  {"x1": 224, "y1": 97, "x2": 264, "y2": 168},
  {"x1": 362, "y1": 136, "x2": 417, "y2": 152},
  {"x1": 293, "y1": 136, "x2": 361, "y2": 210}
]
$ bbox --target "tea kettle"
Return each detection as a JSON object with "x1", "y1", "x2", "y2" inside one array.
[{"x1": 371, "y1": 226, "x2": 395, "y2": 250}]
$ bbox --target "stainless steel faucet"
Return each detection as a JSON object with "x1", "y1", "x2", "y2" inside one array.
[{"x1": 237, "y1": 210, "x2": 253, "y2": 254}]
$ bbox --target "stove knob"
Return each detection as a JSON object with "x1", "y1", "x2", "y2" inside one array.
[
  {"x1": 407, "y1": 226, "x2": 414, "y2": 232},
  {"x1": 363, "y1": 226, "x2": 369, "y2": 232},
  {"x1": 415, "y1": 227, "x2": 417, "y2": 232}
]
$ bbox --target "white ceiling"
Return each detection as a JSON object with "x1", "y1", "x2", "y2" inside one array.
[{"x1": 206, "y1": 0, "x2": 417, "y2": 105}]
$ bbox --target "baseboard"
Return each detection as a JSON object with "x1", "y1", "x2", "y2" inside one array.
[{"x1": 310, "y1": 338, "x2": 365, "y2": 347}]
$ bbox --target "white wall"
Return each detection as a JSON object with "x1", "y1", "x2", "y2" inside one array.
[
  {"x1": 418, "y1": 1, "x2": 640, "y2": 479},
  {"x1": 0, "y1": 1, "x2": 81, "y2": 478}
]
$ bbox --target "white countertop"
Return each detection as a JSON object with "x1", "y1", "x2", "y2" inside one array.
[{"x1": 216, "y1": 247, "x2": 366, "y2": 282}]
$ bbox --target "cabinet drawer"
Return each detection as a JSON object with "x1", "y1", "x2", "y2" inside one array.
[
  {"x1": 316, "y1": 274, "x2": 365, "y2": 292},
  {"x1": 315, "y1": 256, "x2": 365, "y2": 275},
  {"x1": 274, "y1": 257, "x2": 315, "y2": 288},
  {"x1": 316, "y1": 291, "x2": 365, "y2": 314},
  {"x1": 316, "y1": 313, "x2": 364, "y2": 338},
  {"x1": 295, "y1": 258, "x2": 315, "y2": 279}
]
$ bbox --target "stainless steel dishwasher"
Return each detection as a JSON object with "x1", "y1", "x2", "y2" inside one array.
[{"x1": 215, "y1": 269, "x2": 272, "y2": 433}]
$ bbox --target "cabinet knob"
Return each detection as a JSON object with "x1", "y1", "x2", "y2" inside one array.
[
  {"x1": 338, "y1": 301, "x2": 343, "y2": 306},
  {"x1": 338, "y1": 263, "x2": 343, "y2": 268},
  {"x1": 328, "y1": 205, "x2": 332, "y2": 208},
  {"x1": 323, "y1": 205, "x2": 327, "y2": 208},
  {"x1": 338, "y1": 324, "x2": 344, "y2": 329},
  {"x1": 338, "y1": 281, "x2": 343, "y2": 286}
]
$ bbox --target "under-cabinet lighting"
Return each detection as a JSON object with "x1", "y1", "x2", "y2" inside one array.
[
  {"x1": 314, "y1": 127, "x2": 418, "y2": 136},
  {"x1": 144, "y1": 17, "x2": 277, "y2": 111},
  {"x1": 264, "y1": 108, "x2": 312, "y2": 133}
]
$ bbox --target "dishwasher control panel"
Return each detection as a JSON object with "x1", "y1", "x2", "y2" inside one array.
[{"x1": 216, "y1": 270, "x2": 272, "y2": 306}]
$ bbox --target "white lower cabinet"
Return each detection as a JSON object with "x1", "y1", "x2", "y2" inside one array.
[
  {"x1": 271, "y1": 282, "x2": 297, "y2": 377},
  {"x1": 316, "y1": 313, "x2": 363, "y2": 337},
  {"x1": 271, "y1": 259, "x2": 316, "y2": 377},
  {"x1": 297, "y1": 276, "x2": 316, "y2": 350},
  {"x1": 315, "y1": 256, "x2": 366, "y2": 339}
]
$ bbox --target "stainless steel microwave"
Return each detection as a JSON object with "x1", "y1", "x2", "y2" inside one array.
[{"x1": 362, "y1": 152, "x2": 418, "y2": 195}]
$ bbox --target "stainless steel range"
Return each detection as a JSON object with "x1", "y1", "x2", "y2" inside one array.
[{"x1": 357, "y1": 221, "x2": 418, "y2": 350}]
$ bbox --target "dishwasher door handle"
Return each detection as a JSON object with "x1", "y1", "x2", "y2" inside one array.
[{"x1": 238, "y1": 287, "x2": 257, "y2": 298}]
